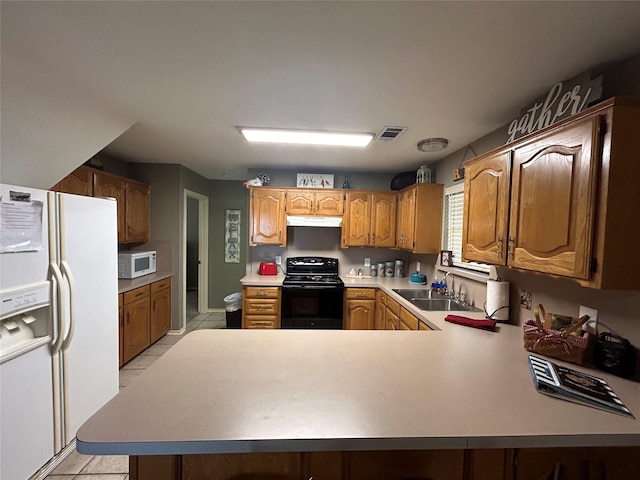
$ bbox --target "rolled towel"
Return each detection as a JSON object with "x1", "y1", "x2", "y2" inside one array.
[{"x1": 445, "y1": 315, "x2": 497, "y2": 332}]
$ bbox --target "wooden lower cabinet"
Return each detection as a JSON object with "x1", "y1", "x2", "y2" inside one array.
[
  {"x1": 344, "y1": 288, "x2": 376, "y2": 330},
  {"x1": 242, "y1": 286, "x2": 281, "y2": 328},
  {"x1": 118, "y1": 295, "x2": 124, "y2": 367},
  {"x1": 122, "y1": 287, "x2": 151, "y2": 364},
  {"x1": 150, "y1": 278, "x2": 171, "y2": 343},
  {"x1": 120, "y1": 277, "x2": 172, "y2": 366},
  {"x1": 374, "y1": 289, "x2": 386, "y2": 330},
  {"x1": 131, "y1": 447, "x2": 640, "y2": 480}
]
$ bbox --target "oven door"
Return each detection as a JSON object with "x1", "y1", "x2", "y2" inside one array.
[{"x1": 281, "y1": 286, "x2": 344, "y2": 329}]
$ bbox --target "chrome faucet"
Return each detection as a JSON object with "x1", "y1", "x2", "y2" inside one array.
[{"x1": 442, "y1": 272, "x2": 455, "y2": 298}]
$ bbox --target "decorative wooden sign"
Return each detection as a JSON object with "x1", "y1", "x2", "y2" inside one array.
[{"x1": 506, "y1": 71, "x2": 603, "y2": 144}]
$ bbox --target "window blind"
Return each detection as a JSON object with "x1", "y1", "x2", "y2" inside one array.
[{"x1": 444, "y1": 186, "x2": 490, "y2": 274}]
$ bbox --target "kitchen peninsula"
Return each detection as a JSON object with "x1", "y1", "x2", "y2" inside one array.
[{"x1": 77, "y1": 283, "x2": 640, "y2": 480}]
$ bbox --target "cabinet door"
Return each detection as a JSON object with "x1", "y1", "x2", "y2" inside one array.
[
  {"x1": 399, "y1": 308, "x2": 419, "y2": 330},
  {"x1": 150, "y1": 287, "x2": 171, "y2": 344},
  {"x1": 463, "y1": 150, "x2": 511, "y2": 265},
  {"x1": 315, "y1": 191, "x2": 344, "y2": 216},
  {"x1": 342, "y1": 192, "x2": 371, "y2": 247},
  {"x1": 509, "y1": 117, "x2": 600, "y2": 279},
  {"x1": 375, "y1": 290, "x2": 386, "y2": 331},
  {"x1": 285, "y1": 190, "x2": 314, "y2": 215},
  {"x1": 93, "y1": 172, "x2": 126, "y2": 243},
  {"x1": 126, "y1": 180, "x2": 150, "y2": 243},
  {"x1": 345, "y1": 299, "x2": 375, "y2": 330},
  {"x1": 371, "y1": 192, "x2": 397, "y2": 247},
  {"x1": 396, "y1": 189, "x2": 415, "y2": 250},
  {"x1": 250, "y1": 188, "x2": 286, "y2": 246},
  {"x1": 123, "y1": 296, "x2": 151, "y2": 363},
  {"x1": 55, "y1": 165, "x2": 94, "y2": 196},
  {"x1": 385, "y1": 308, "x2": 399, "y2": 330},
  {"x1": 118, "y1": 305, "x2": 124, "y2": 367}
]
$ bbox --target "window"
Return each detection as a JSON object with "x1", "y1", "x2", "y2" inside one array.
[{"x1": 443, "y1": 184, "x2": 490, "y2": 273}]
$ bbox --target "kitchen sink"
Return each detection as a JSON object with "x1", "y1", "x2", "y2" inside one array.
[
  {"x1": 392, "y1": 289, "x2": 481, "y2": 312},
  {"x1": 393, "y1": 289, "x2": 446, "y2": 301}
]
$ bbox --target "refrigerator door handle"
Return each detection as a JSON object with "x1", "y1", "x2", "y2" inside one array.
[
  {"x1": 49, "y1": 262, "x2": 66, "y2": 354},
  {"x1": 60, "y1": 260, "x2": 76, "y2": 351},
  {"x1": 48, "y1": 191, "x2": 67, "y2": 355}
]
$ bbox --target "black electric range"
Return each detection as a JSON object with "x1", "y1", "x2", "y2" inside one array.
[{"x1": 281, "y1": 257, "x2": 344, "y2": 329}]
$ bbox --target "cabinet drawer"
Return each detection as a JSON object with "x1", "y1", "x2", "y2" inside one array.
[
  {"x1": 245, "y1": 299, "x2": 279, "y2": 315},
  {"x1": 150, "y1": 277, "x2": 171, "y2": 294},
  {"x1": 399, "y1": 308, "x2": 419, "y2": 330},
  {"x1": 245, "y1": 286, "x2": 280, "y2": 299},
  {"x1": 118, "y1": 293, "x2": 123, "y2": 308},
  {"x1": 244, "y1": 315, "x2": 279, "y2": 329},
  {"x1": 376, "y1": 289, "x2": 386, "y2": 305},
  {"x1": 386, "y1": 296, "x2": 400, "y2": 316},
  {"x1": 123, "y1": 285, "x2": 150, "y2": 304},
  {"x1": 345, "y1": 288, "x2": 376, "y2": 300}
]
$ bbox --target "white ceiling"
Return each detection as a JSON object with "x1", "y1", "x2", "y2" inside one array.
[{"x1": 2, "y1": 1, "x2": 640, "y2": 180}]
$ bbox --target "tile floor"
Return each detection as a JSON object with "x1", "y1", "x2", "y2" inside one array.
[{"x1": 44, "y1": 306, "x2": 226, "y2": 480}]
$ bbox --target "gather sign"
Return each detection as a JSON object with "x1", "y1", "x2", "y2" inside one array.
[{"x1": 506, "y1": 72, "x2": 603, "y2": 144}]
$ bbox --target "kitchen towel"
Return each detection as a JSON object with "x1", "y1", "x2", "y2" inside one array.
[
  {"x1": 486, "y1": 280, "x2": 509, "y2": 322},
  {"x1": 445, "y1": 315, "x2": 497, "y2": 332}
]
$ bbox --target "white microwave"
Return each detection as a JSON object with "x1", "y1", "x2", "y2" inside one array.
[{"x1": 118, "y1": 250, "x2": 157, "y2": 279}]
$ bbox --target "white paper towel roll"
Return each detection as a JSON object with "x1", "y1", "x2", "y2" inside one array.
[{"x1": 486, "y1": 280, "x2": 509, "y2": 321}]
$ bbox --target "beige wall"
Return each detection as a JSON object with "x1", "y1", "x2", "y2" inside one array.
[{"x1": 0, "y1": 37, "x2": 133, "y2": 189}]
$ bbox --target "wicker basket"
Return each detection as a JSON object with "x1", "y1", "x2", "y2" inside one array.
[{"x1": 523, "y1": 304, "x2": 592, "y2": 365}]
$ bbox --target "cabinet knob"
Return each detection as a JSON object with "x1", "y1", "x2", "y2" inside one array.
[
  {"x1": 508, "y1": 236, "x2": 515, "y2": 259},
  {"x1": 497, "y1": 236, "x2": 503, "y2": 258}
]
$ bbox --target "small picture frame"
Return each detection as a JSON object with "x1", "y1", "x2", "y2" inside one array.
[
  {"x1": 440, "y1": 250, "x2": 453, "y2": 267},
  {"x1": 296, "y1": 173, "x2": 334, "y2": 188}
]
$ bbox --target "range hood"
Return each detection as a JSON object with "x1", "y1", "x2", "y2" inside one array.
[{"x1": 286, "y1": 216, "x2": 343, "y2": 228}]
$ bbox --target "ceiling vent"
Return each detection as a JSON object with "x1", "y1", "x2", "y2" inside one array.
[{"x1": 377, "y1": 126, "x2": 407, "y2": 142}]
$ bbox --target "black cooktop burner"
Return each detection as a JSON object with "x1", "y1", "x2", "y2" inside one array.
[
  {"x1": 283, "y1": 257, "x2": 343, "y2": 287},
  {"x1": 283, "y1": 274, "x2": 343, "y2": 286}
]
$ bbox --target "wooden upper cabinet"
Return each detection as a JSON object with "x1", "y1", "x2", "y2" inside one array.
[
  {"x1": 126, "y1": 180, "x2": 150, "y2": 243},
  {"x1": 342, "y1": 192, "x2": 395, "y2": 247},
  {"x1": 509, "y1": 117, "x2": 600, "y2": 279},
  {"x1": 462, "y1": 150, "x2": 511, "y2": 265},
  {"x1": 396, "y1": 188, "x2": 415, "y2": 250},
  {"x1": 286, "y1": 189, "x2": 343, "y2": 216},
  {"x1": 461, "y1": 97, "x2": 640, "y2": 289},
  {"x1": 395, "y1": 184, "x2": 444, "y2": 254},
  {"x1": 53, "y1": 165, "x2": 94, "y2": 196},
  {"x1": 370, "y1": 192, "x2": 396, "y2": 247},
  {"x1": 94, "y1": 172, "x2": 149, "y2": 244},
  {"x1": 250, "y1": 187, "x2": 286, "y2": 246},
  {"x1": 93, "y1": 171, "x2": 127, "y2": 243},
  {"x1": 342, "y1": 192, "x2": 371, "y2": 247}
]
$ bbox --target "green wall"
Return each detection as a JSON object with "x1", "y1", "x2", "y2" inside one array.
[{"x1": 208, "y1": 180, "x2": 249, "y2": 308}]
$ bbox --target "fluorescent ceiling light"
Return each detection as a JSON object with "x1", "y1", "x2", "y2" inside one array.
[{"x1": 238, "y1": 128, "x2": 374, "y2": 147}]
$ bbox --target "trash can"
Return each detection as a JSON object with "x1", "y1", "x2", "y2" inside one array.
[{"x1": 224, "y1": 292, "x2": 242, "y2": 329}]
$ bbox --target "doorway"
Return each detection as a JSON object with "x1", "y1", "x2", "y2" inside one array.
[{"x1": 183, "y1": 189, "x2": 209, "y2": 330}]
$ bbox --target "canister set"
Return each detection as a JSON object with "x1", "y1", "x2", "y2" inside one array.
[{"x1": 370, "y1": 260, "x2": 404, "y2": 278}]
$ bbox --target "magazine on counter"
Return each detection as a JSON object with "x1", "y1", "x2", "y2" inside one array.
[{"x1": 528, "y1": 355, "x2": 634, "y2": 418}]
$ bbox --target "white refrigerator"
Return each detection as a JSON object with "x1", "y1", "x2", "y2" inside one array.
[{"x1": 0, "y1": 184, "x2": 119, "y2": 480}]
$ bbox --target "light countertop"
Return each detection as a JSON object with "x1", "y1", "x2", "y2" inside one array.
[
  {"x1": 77, "y1": 311, "x2": 640, "y2": 456},
  {"x1": 118, "y1": 272, "x2": 173, "y2": 294}
]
